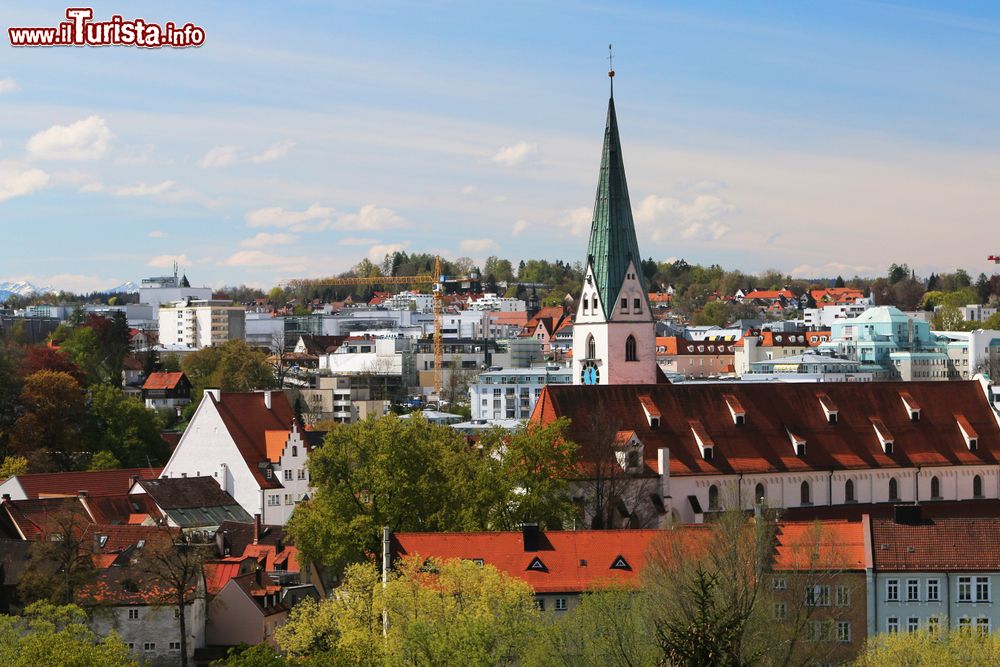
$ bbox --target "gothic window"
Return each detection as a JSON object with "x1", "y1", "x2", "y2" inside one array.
[
  {"x1": 592, "y1": 297, "x2": 598, "y2": 312},
  {"x1": 633, "y1": 297, "x2": 641, "y2": 311},
  {"x1": 587, "y1": 335, "x2": 596, "y2": 361},
  {"x1": 800, "y1": 481, "x2": 811, "y2": 505},
  {"x1": 931, "y1": 475, "x2": 940, "y2": 499},
  {"x1": 974, "y1": 474, "x2": 983, "y2": 498},
  {"x1": 889, "y1": 477, "x2": 899, "y2": 501},
  {"x1": 755, "y1": 483, "x2": 765, "y2": 504},
  {"x1": 708, "y1": 484, "x2": 720, "y2": 511},
  {"x1": 625, "y1": 335, "x2": 637, "y2": 362},
  {"x1": 845, "y1": 478, "x2": 855, "y2": 503}
]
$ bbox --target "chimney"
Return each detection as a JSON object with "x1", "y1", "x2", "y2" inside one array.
[
  {"x1": 205, "y1": 388, "x2": 221, "y2": 402},
  {"x1": 522, "y1": 523, "x2": 540, "y2": 552},
  {"x1": 894, "y1": 504, "x2": 922, "y2": 525},
  {"x1": 1, "y1": 493, "x2": 10, "y2": 502},
  {"x1": 263, "y1": 390, "x2": 272, "y2": 410},
  {"x1": 253, "y1": 513, "x2": 261, "y2": 545}
]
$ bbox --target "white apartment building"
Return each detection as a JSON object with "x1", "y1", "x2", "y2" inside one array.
[
  {"x1": 467, "y1": 293, "x2": 526, "y2": 312},
  {"x1": 139, "y1": 275, "x2": 213, "y2": 312},
  {"x1": 470, "y1": 366, "x2": 572, "y2": 421},
  {"x1": 803, "y1": 303, "x2": 871, "y2": 329},
  {"x1": 382, "y1": 291, "x2": 435, "y2": 312},
  {"x1": 158, "y1": 299, "x2": 246, "y2": 349},
  {"x1": 297, "y1": 376, "x2": 390, "y2": 424},
  {"x1": 961, "y1": 304, "x2": 998, "y2": 322}
]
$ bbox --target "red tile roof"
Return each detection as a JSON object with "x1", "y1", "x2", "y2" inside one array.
[
  {"x1": 1, "y1": 497, "x2": 91, "y2": 540},
  {"x1": 209, "y1": 392, "x2": 298, "y2": 489},
  {"x1": 142, "y1": 372, "x2": 187, "y2": 390},
  {"x1": 84, "y1": 493, "x2": 162, "y2": 525},
  {"x1": 871, "y1": 516, "x2": 1000, "y2": 571},
  {"x1": 773, "y1": 520, "x2": 866, "y2": 571},
  {"x1": 11, "y1": 467, "x2": 161, "y2": 499},
  {"x1": 531, "y1": 381, "x2": 1000, "y2": 477},
  {"x1": 204, "y1": 556, "x2": 255, "y2": 595},
  {"x1": 391, "y1": 529, "x2": 663, "y2": 593}
]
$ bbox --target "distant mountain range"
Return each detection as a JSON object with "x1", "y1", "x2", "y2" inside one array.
[{"x1": 0, "y1": 279, "x2": 140, "y2": 301}]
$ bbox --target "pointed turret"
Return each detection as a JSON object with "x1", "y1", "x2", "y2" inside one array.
[{"x1": 586, "y1": 94, "x2": 645, "y2": 317}]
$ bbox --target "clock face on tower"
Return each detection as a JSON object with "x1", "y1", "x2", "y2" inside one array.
[{"x1": 581, "y1": 361, "x2": 600, "y2": 385}]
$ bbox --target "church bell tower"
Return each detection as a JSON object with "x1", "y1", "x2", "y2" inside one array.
[{"x1": 572, "y1": 54, "x2": 657, "y2": 386}]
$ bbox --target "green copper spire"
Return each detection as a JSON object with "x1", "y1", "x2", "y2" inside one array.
[{"x1": 586, "y1": 82, "x2": 645, "y2": 316}]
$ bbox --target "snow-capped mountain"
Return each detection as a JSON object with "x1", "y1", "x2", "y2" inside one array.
[
  {"x1": 106, "y1": 281, "x2": 140, "y2": 294},
  {"x1": 0, "y1": 281, "x2": 53, "y2": 300}
]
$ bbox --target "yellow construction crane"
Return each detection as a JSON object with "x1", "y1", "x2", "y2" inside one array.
[{"x1": 287, "y1": 257, "x2": 445, "y2": 394}]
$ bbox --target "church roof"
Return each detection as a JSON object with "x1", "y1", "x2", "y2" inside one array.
[{"x1": 586, "y1": 94, "x2": 645, "y2": 314}]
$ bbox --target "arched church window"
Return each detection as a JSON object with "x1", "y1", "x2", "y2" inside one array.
[
  {"x1": 587, "y1": 335, "x2": 596, "y2": 361},
  {"x1": 625, "y1": 335, "x2": 637, "y2": 362}
]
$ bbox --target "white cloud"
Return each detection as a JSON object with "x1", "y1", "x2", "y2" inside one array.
[
  {"x1": 148, "y1": 254, "x2": 189, "y2": 269},
  {"x1": 490, "y1": 141, "x2": 537, "y2": 167},
  {"x1": 336, "y1": 204, "x2": 406, "y2": 231},
  {"x1": 790, "y1": 262, "x2": 877, "y2": 278},
  {"x1": 41, "y1": 273, "x2": 119, "y2": 293},
  {"x1": 634, "y1": 193, "x2": 735, "y2": 242},
  {"x1": 459, "y1": 238, "x2": 499, "y2": 254},
  {"x1": 79, "y1": 182, "x2": 104, "y2": 193},
  {"x1": 0, "y1": 78, "x2": 20, "y2": 94},
  {"x1": 367, "y1": 242, "x2": 409, "y2": 261},
  {"x1": 26, "y1": 115, "x2": 111, "y2": 160},
  {"x1": 240, "y1": 232, "x2": 297, "y2": 248},
  {"x1": 198, "y1": 145, "x2": 240, "y2": 168},
  {"x1": 0, "y1": 163, "x2": 49, "y2": 202},
  {"x1": 511, "y1": 220, "x2": 530, "y2": 237},
  {"x1": 555, "y1": 207, "x2": 592, "y2": 237},
  {"x1": 148, "y1": 230, "x2": 167, "y2": 239},
  {"x1": 222, "y1": 250, "x2": 306, "y2": 272},
  {"x1": 115, "y1": 180, "x2": 175, "y2": 197},
  {"x1": 246, "y1": 203, "x2": 334, "y2": 231},
  {"x1": 250, "y1": 140, "x2": 295, "y2": 164},
  {"x1": 339, "y1": 237, "x2": 380, "y2": 246}
]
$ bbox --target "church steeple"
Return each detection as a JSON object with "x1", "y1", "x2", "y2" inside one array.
[
  {"x1": 572, "y1": 56, "x2": 657, "y2": 386},
  {"x1": 586, "y1": 73, "x2": 645, "y2": 316}
]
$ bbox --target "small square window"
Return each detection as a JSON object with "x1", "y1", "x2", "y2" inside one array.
[
  {"x1": 534, "y1": 598, "x2": 545, "y2": 611},
  {"x1": 555, "y1": 597, "x2": 567, "y2": 611},
  {"x1": 144, "y1": 642, "x2": 156, "y2": 652},
  {"x1": 128, "y1": 608, "x2": 139, "y2": 620}
]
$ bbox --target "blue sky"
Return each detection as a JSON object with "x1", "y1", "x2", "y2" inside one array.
[{"x1": 2, "y1": 1, "x2": 1000, "y2": 291}]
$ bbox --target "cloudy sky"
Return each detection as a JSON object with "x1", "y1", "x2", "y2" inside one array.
[{"x1": 2, "y1": 1, "x2": 1000, "y2": 292}]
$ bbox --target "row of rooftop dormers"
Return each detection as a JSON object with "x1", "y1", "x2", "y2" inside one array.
[{"x1": 532, "y1": 380, "x2": 1000, "y2": 477}]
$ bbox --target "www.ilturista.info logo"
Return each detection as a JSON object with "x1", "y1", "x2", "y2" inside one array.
[{"x1": 9, "y1": 8, "x2": 205, "y2": 48}]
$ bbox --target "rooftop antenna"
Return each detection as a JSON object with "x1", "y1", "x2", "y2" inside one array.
[{"x1": 608, "y1": 43, "x2": 615, "y2": 97}]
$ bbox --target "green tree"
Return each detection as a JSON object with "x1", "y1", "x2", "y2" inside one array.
[
  {"x1": 0, "y1": 340, "x2": 23, "y2": 456},
  {"x1": 83, "y1": 385, "x2": 169, "y2": 467},
  {"x1": 0, "y1": 455, "x2": 29, "y2": 478},
  {"x1": 17, "y1": 510, "x2": 96, "y2": 605},
  {"x1": 854, "y1": 628, "x2": 1000, "y2": 666},
  {"x1": 160, "y1": 352, "x2": 182, "y2": 373},
  {"x1": 693, "y1": 300, "x2": 731, "y2": 327},
  {"x1": 10, "y1": 370, "x2": 86, "y2": 471},
  {"x1": 834, "y1": 275, "x2": 845, "y2": 288},
  {"x1": 0, "y1": 602, "x2": 135, "y2": 667},
  {"x1": 932, "y1": 305, "x2": 964, "y2": 331},
  {"x1": 181, "y1": 340, "x2": 276, "y2": 399},
  {"x1": 887, "y1": 263, "x2": 910, "y2": 285},
  {"x1": 525, "y1": 586, "x2": 658, "y2": 667}
]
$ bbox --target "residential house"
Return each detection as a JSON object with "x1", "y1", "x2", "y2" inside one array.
[
  {"x1": 656, "y1": 336, "x2": 736, "y2": 379},
  {"x1": 296, "y1": 375, "x2": 390, "y2": 425},
  {"x1": 159, "y1": 391, "x2": 300, "y2": 523},
  {"x1": 734, "y1": 329, "x2": 830, "y2": 376},
  {"x1": 389, "y1": 525, "x2": 661, "y2": 612},
  {"x1": 469, "y1": 366, "x2": 572, "y2": 421},
  {"x1": 0, "y1": 467, "x2": 161, "y2": 501},
  {"x1": 868, "y1": 507, "x2": 1000, "y2": 637},
  {"x1": 142, "y1": 372, "x2": 193, "y2": 412},
  {"x1": 129, "y1": 477, "x2": 253, "y2": 534},
  {"x1": 206, "y1": 570, "x2": 288, "y2": 647}
]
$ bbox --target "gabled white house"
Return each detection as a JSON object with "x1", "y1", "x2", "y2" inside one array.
[{"x1": 159, "y1": 390, "x2": 321, "y2": 525}]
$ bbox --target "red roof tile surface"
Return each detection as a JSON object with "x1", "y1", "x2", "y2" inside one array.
[
  {"x1": 391, "y1": 529, "x2": 662, "y2": 593},
  {"x1": 531, "y1": 381, "x2": 1000, "y2": 477},
  {"x1": 208, "y1": 392, "x2": 298, "y2": 489},
  {"x1": 871, "y1": 516, "x2": 1000, "y2": 571},
  {"x1": 142, "y1": 372, "x2": 187, "y2": 390},
  {"x1": 773, "y1": 520, "x2": 866, "y2": 571},
  {"x1": 12, "y1": 467, "x2": 161, "y2": 499}
]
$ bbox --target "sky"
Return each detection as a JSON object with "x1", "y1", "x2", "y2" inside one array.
[{"x1": 2, "y1": 1, "x2": 1000, "y2": 292}]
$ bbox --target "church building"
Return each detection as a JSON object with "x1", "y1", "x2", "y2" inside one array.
[{"x1": 572, "y1": 66, "x2": 658, "y2": 386}]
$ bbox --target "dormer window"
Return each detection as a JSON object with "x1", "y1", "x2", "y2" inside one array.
[
  {"x1": 723, "y1": 394, "x2": 745, "y2": 426},
  {"x1": 638, "y1": 394, "x2": 661, "y2": 429},
  {"x1": 900, "y1": 391, "x2": 921, "y2": 422},
  {"x1": 956, "y1": 414, "x2": 979, "y2": 452},
  {"x1": 871, "y1": 418, "x2": 894, "y2": 455},
  {"x1": 817, "y1": 393, "x2": 838, "y2": 424},
  {"x1": 787, "y1": 428, "x2": 806, "y2": 456},
  {"x1": 690, "y1": 420, "x2": 715, "y2": 461}
]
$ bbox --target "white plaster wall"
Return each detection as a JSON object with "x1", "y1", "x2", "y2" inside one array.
[
  {"x1": 264, "y1": 428, "x2": 315, "y2": 525},
  {"x1": 159, "y1": 396, "x2": 264, "y2": 519},
  {"x1": 89, "y1": 599, "x2": 205, "y2": 667}
]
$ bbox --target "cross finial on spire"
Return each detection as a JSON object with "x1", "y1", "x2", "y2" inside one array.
[{"x1": 608, "y1": 43, "x2": 615, "y2": 97}]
